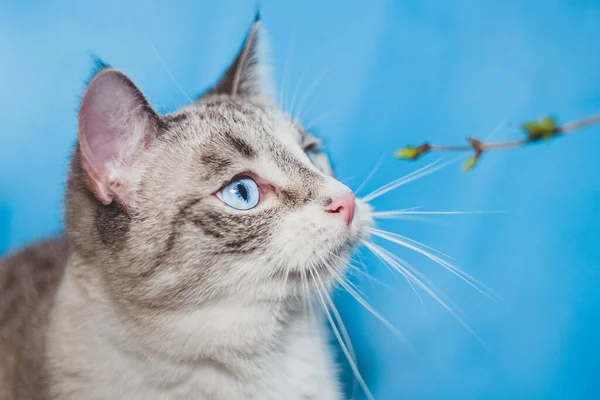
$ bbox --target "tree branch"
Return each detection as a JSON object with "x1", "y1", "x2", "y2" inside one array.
[{"x1": 394, "y1": 113, "x2": 600, "y2": 171}]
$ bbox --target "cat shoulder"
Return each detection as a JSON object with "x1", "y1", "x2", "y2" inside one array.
[{"x1": 0, "y1": 236, "x2": 68, "y2": 400}]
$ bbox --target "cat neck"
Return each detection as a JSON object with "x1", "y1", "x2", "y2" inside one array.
[
  {"x1": 48, "y1": 252, "x2": 325, "y2": 368},
  {"x1": 45, "y1": 254, "x2": 338, "y2": 398}
]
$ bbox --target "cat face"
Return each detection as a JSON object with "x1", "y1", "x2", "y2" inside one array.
[{"x1": 65, "y1": 17, "x2": 371, "y2": 312}]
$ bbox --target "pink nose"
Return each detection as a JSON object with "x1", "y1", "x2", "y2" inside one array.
[{"x1": 325, "y1": 192, "x2": 356, "y2": 226}]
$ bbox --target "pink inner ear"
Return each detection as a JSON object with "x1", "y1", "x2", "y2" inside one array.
[{"x1": 78, "y1": 69, "x2": 158, "y2": 205}]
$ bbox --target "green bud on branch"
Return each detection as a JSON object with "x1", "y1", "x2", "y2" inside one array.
[
  {"x1": 522, "y1": 116, "x2": 558, "y2": 141},
  {"x1": 462, "y1": 156, "x2": 479, "y2": 172},
  {"x1": 394, "y1": 143, "x2": 431, "y2": 160}
]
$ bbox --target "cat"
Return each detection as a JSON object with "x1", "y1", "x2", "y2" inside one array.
[{"x1": 0, "y1": 14, "x2": 372, "y2": 400}]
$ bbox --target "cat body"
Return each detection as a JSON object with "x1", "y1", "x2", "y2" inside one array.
[
  {"x1": 0, "y1": 16, "x2": 371, "y2": 399},
  {"x1": 0, "y1": 237, "x2": 340, "y2": 400}
]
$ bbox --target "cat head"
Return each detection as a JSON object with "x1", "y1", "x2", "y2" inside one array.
[{"x1": 66, "y1": 16, "x2": 372, "y2": 314}]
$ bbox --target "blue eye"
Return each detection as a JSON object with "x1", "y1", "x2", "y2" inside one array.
[{"x1": 217, "y1": 176, "x2": 260, "y2": 210}]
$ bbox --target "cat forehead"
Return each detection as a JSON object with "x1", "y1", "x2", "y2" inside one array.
[
  {"x1": 160, "y1": 97, "x2": 319, "y2": 180},
  {"x1": 165, "y1": 97, "x2": 301, "y2": 142}
]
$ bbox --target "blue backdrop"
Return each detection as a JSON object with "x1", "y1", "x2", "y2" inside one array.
[{"x1": 2, "y1": 1, "x2": 600, "y2": 398}]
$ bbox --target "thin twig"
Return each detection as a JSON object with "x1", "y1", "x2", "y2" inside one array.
[
  {"x1": 556, "y1": 113, "x2": 600, "y2": 133},
  {"x1": 394, "y1": 113, "x2": 600, "y2": 171}
]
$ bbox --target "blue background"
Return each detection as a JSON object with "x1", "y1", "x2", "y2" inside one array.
[{"x1": 2, "y1": 1, "x2": 600, "y2": 398}]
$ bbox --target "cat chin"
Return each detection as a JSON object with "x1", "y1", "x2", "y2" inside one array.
[
  {"x1": 283, "y1": 229, "x2": 368, "y2": 295},
  {"x1": 278, "y1": 200, "x2": 373, "y2": 291}
]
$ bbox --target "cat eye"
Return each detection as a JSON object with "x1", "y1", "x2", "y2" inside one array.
[{"x1": 216, "y1": 176, "x2": 260, "y2": 210}]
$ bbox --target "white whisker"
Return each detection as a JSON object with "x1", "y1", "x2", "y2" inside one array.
[
  {"x1": 361, "y1": 160, "x2": 441, "y2": 203},
  {"x1": 364, "y1": 242, "x2": 486, "y2": 346},
  {"x1": 300, "y1": 270, "x2": 309, "y2": 318},
  {"x1": 149, "y1": 42, "x2": 193, "y2": 104},
  {"x1": 311, "y1": 270, "x2": 375, "y2": 400},
  {"x1": 279, "y1": 33, "x2": 295, "y2": 111},
  {"x1": 484, "y1": 118, "x2": 510, "y2": 141},
  {"x1": 350, "y1": 253, "x2": 368, "y2": 272},
  {"x1": 362, "y1": 153, "x2": 468, "y2": 203},
  {"x1": 319, "y1": 258, "x2": 410, "y2": 345},
  {"x1": 288, "y1": 67, "x2": 307, "y2": 117},
  {"x1": 354, "y1": 154, "x2": 384, "y2": 195},
  {"x1": 346, "y1": 264, "x2": 393, "y2": 291},
  {"x1": 303, "y1": 109, "x2": 340, "y2": 131},
  {"x1": 361, "y1": 157, "x2": 457, "y2": 203},
  {"x1": 370, "y1": 228, "x2": 455, "y2": 261},
  {"x1": 371, "y1": 210, "x2": 500, "y2": 217},
  {"x1": 372, "y1": 214, "x2": 447, "y2": 226},
  {"x1": 326, "y1": 255, "x2": 369, "y2": 298},
  {"x1": 370, "y1": 229, "x2": 501, "y2": 302},
  {"x1": 294, "y1": 68, "x2": 328, "y2": 122},
  {"x1": 310, "y1": 256, "x2": 362, "y2": 398},
  {"x1": 315, "y1": 266, "x2": 357, "y2": 360},
  {"x1": 364, "y1": 240, "x2": 426, "y2": 309}
]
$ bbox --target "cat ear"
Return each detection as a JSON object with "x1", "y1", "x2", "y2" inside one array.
[
  {"x1": 78, "y1": 67, "x2": 162, "y2": 207},
  {"x1": 201, "y1": 13, "x2": 273, "y2": 100}
]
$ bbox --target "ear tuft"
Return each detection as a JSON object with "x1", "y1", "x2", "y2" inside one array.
[
  {"x1": 254, "y1": 6, "x2": 261, "y2": 23},
  {"x1": 200, "y1": 15, "x2": 273, "y2": 100},
  {"x1": 90, "y1": 54, "x2": 112, "y2": 72},
  {"x1": 78, "y1": 68, "x2": 161, "y2": 207},
  {"x1": 84, "y1": 54, "x2": 112, "y2": 85}
]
